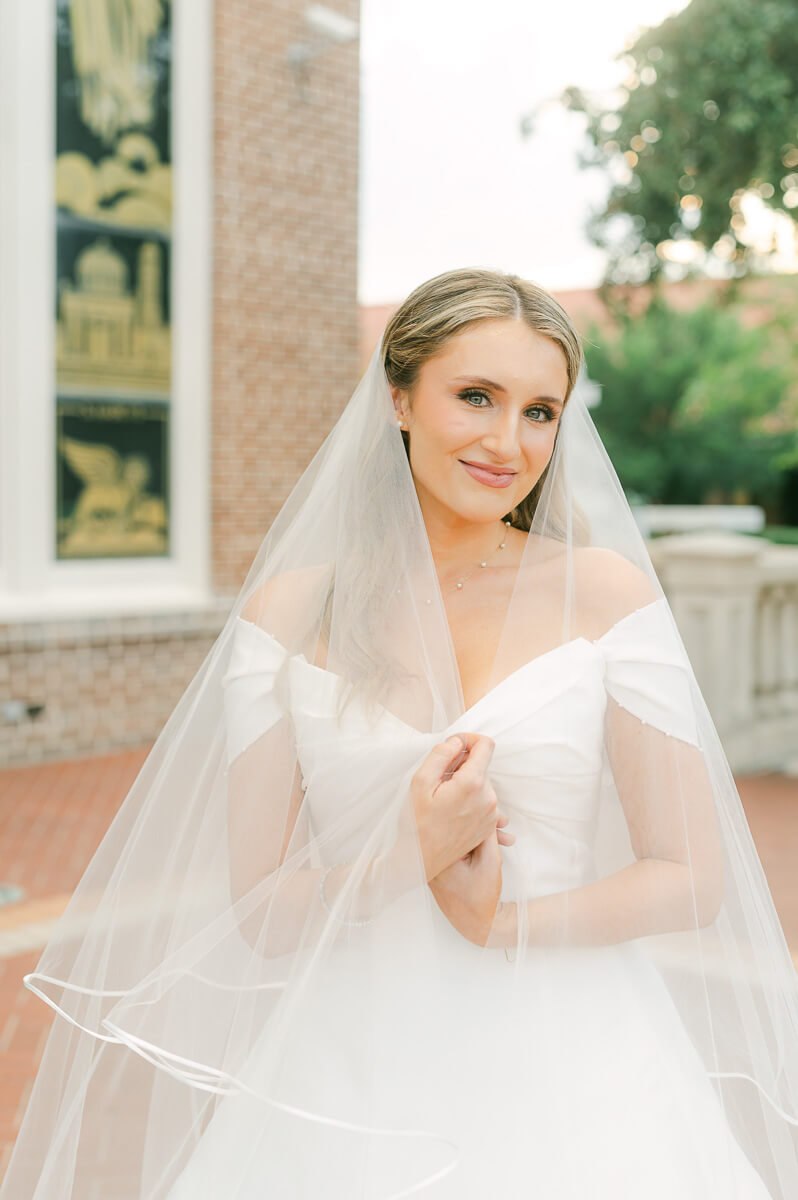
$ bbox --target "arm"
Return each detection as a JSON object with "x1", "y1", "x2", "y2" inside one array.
[
  {"x1": 485, "y1": 695, "x2": 725, "y2": 950},
  {"x1": 225, "y1": 573, "x2": 423, "y2": 958},
  {"x1": 489, "y1": 864, "x2": 718, "y2": 950},
  {"x1": 226, "y1": 715, "x2": 423, "y2": 958}
]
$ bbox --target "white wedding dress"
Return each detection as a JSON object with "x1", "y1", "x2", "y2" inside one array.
[{"x1": 165, "y1": 596, "x2": 774, "y2": 1199}]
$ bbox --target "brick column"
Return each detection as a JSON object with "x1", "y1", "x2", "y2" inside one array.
[{"x1": 211, "y1": 0, "x2": 362, "y2": 595}]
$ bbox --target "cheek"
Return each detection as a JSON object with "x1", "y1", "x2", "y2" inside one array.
[
  {"x1": 417, "y1": 406, "x2": 476, "y2": 458},
  {"x1": 522, "y1": 421, "x2": 558, "y2": 460},
  {"x1": 517, "y1": 422, "x2": 559, "y2": 481}
]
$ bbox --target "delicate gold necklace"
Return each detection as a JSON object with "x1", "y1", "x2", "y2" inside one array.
[
  {"x1": 434, "y1": 520, "x2": 512, "y2": 601},
  {"x1": 394, "y1": 520, "x2": 513, "y2": 604}
]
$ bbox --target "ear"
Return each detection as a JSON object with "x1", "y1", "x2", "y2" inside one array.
[{"x1": 390, "y1": 386, "x2": 410, "y2": 429}]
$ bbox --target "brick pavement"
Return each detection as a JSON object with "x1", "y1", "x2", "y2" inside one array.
[
  {"x1": 0, "y1": 746, "x2": 150, "y2": 1182},
  {"x1": 0, "y1": 751, "x2": 797, "y2": 1183}
]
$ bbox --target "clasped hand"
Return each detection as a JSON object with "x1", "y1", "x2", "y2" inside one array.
[{"x1": 409, "y1": 732, "x2": 514, "y2": 946}]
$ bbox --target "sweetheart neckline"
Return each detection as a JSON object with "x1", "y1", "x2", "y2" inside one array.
[
  {"x1": 295, "y1": 633, "x2": 599, "y2": 733},
  {"x1": 234, "y1": 596, "x2": 666, "y2": 732}
]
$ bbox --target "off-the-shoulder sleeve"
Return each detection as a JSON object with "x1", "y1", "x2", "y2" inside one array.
[
  {"x1": 220, "y1": 618, "x2": 290, "y2": 768},
  {"x1": 596, "y1": 597, "x2": 700, "y2": 747}
]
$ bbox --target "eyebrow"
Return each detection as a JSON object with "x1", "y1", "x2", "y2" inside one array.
[{"x1": 452, "y1": 375, "x2": 565, "y2": 406}]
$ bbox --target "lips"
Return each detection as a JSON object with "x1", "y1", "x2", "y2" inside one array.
[{"x1": 459, "y1": 460, "x2": 517, "y2": 489}]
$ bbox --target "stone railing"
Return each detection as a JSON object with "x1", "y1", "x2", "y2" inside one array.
[{"x1": 648, "y1": 531, "x2": 798, "y2": 774}]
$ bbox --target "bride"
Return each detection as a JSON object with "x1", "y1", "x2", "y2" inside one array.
[{"x1": 7, "y1": 268, "x2": 798, "y2": 1199}]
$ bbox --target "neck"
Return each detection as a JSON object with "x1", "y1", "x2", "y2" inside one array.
[{"x1": 415, "y1": 489, "x2": 508, "y2": 581}]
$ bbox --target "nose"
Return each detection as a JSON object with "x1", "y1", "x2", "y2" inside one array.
[{"x1": 480, "y1": 409, "x2": 521, "y2": 463}]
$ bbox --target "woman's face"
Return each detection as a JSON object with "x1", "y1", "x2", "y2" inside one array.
[{"x1": 391, "y1": 318, "x2": 569, "y2": 527}]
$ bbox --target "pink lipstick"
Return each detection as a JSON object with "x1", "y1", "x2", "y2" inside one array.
[{"x1": 459, "y1": 460, "x2": 517, "y2": 489}]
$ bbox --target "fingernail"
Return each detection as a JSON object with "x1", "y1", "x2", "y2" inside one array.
[{"x1": 445, "y1": 734, "x2": 464, "y2": 747}]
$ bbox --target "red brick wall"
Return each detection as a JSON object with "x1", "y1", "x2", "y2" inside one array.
[
  {"x1": 211, "y1": 0, "x2": 361, "y2": 594},
  {"x1": 0, "y1": 607, "x2": 229, "y2": 766}
]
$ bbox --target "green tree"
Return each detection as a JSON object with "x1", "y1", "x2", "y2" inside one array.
[
  {"x1": 561, "y1": 0, "x2": 798, "y2": 283},
  {"x1": 584, "y1": 293, "x2": 798, "y2": 508}
]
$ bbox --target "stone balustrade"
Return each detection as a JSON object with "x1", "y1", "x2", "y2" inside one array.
[{"x1": 648, "y1": 531, "x2": 798, "y2": 774}]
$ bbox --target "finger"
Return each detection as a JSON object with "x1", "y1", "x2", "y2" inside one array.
[
  {"x1": 452, "y1": 735, "x2": 495, "y2": 785},
  {"x1": 440, "y1": 743, "x2": 471, "y2": 782},
  {"x1": 416, "y1": 734, "x2": 468, "y2": 789},
  {"x1": 472, "y1": 829, "x2": 503, "y2": 866},
  {"x1": 497, "y1": 829, "x2": 515, "y2": 846},
  {"x1": 447, "y1": 731, "x2": 482, "y2": 751},
  {"x1": 438, "y1": 733, "x2": 482, "y2": 782},
  {"x1": 496, "y1": 811, "x2": 509, "y2": 829}
]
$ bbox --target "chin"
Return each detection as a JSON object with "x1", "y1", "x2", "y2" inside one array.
[{"x1": 449, "y1": 497, "x2": 512, "y2": 525}]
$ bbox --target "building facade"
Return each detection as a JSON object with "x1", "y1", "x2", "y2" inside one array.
[{"x1": 1, "y1": 0, "x2": 361, "y2": 765}]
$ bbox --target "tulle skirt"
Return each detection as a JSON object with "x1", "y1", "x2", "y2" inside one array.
[{"x1": 163, "y1": 895, "x2": 773, "y2": 1200}]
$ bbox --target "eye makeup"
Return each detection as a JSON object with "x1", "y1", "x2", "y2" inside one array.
[{"x1": 457, "y1": 388, "x2": 559, "y2": 423}]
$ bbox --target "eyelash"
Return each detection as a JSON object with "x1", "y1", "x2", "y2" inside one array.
[{"x1": 457, "y1": 388, "x2": 557, "y2": 423}]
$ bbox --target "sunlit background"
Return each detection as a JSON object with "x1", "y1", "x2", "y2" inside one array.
[
  {"x1": 360, "y1": 0, "x2": 798, "y2": 300},
  {"x1": 0, "y1": 0, "x2": 797, "y2": 1177}
]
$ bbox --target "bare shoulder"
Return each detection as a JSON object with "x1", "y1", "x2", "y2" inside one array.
[
  {"x1": 519, "y1": 531, "x2": 657, "y2": 601},
  {"x1": 513, "y1": 532, "x2": 659, "y2": 627},
  {"x1": 239, "y1": 563, "x2": 333, "y2": 644},
  {"x1": 573, "y1": 546, "x2": 660, "y2": 634}
]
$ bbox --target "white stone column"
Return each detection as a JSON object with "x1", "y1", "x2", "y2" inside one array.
[{"x1": 647, "y1": 531, "x2": 762, "y2": 741}]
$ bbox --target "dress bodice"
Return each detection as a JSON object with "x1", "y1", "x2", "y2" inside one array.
[{"x1": 221, "y1": 597, "x2": 699, "y2": 900}]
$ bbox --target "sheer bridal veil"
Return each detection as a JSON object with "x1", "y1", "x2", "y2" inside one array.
[{"x1": 4, "y1": 268, "x2": 798, "y2": 1199}]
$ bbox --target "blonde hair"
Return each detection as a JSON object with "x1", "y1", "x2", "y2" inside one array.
[{"x1": 382, "y1": 266, "x2": 586, "y2": 536}]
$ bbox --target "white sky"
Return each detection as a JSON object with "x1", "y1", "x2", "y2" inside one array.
[{"x1": 358, "y1": 0, "x2": 690, "y2": 304}]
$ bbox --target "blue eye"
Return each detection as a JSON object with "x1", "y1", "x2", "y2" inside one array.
[
  {"x1": 457, "y1": 389, "x2": 555, "y2": 422},
  {"x1": 460, "y1": 389, "x2": 491, "y2": 408}
]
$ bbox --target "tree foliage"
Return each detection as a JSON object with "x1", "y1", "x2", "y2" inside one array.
[
  {"x1": 583, "y1": 293, "x2": 798, "y2": 509},
  {"x1": 561, "y1": 0, "x2": 798, "y2": 283}
]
